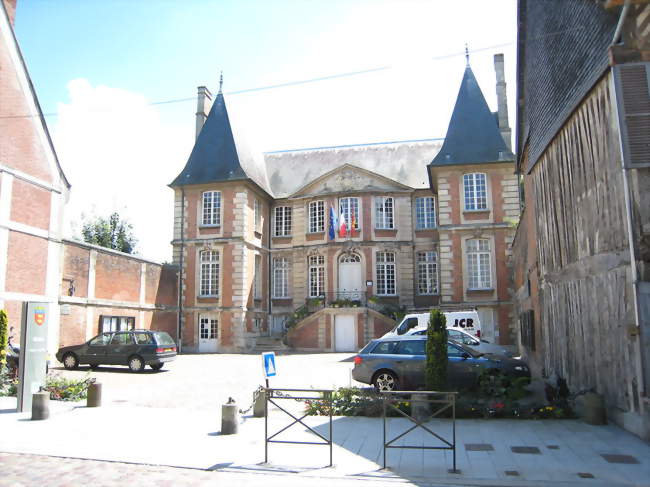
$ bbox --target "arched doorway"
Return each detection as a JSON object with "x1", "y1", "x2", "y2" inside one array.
[{"x1": 338, "y1": 252, "x2": 363, "y2": 300}]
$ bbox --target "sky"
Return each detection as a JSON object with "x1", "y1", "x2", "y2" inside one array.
[{"x1": 14, "y1": 0, "x2": 517, "y2": 262}]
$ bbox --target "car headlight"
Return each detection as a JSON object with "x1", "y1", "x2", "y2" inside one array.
[{"x1": 514, "y1": 365, "x2": 528, "y2": 372}]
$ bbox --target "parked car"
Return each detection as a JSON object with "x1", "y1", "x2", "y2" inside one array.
[
  {"x1": 56, "y1": 330, "x2": 177, "y2": 372},
  {"x1": 410, "y1": 328, "x2": 514, "y2": 357},
  {"x1": 383, "y1": 310, "x2": 482, "y2": 339},
  {"x1": 352, "y1": 335, "x2": 529, "y2": 392}
]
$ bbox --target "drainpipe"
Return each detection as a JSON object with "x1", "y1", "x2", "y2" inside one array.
[
  {"x1": 268, "y1": 202, "x2": 272, "y2": 337},
  {"x1": 177, "y1": 188, "x2": 185, "y2": 354}
]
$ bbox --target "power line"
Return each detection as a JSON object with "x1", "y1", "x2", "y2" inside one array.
[{"x1": 1, "y1": 42, "x2": 515, "y2": 120}]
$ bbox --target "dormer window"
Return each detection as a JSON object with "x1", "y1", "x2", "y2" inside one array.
[
  {"x1": 202, "y1": 191, "x2": 221, "y2": 226},
  {"x1": 463, "y1": 173, "x2": 487, "y2": 211}
]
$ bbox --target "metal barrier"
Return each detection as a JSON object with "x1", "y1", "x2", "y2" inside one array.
[
  {"x1": 264, "y1": 388, "x2": 333, "y2": 467},
  {"x1": 382, "y1": 391, "x2": 458, "y2": 472}
]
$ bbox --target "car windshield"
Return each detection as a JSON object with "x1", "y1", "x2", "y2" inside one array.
[{"x1": 153, "y1": 332, "x2": 175, "y2": 346}]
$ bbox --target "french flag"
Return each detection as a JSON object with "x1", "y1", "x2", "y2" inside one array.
[{"x1": 339, "y1": 211, "x2": 347, "y2": 238}]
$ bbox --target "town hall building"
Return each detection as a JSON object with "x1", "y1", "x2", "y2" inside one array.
[{"x1": 170, "y1": 53, "x2": 519, "y2": 354}]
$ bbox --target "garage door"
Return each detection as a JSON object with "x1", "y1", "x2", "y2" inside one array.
[{"x1": 334, "y1": 315, "x2": 356, "y2": 352}]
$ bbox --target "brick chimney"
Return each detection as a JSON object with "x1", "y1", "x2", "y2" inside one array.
[
  {"x1": 493, "y1": 53, "x2": 512, "y2": 150},
  {"x1": 195, "y1": 86, "x2": 212, "y2": 140},
  {"x1": 2, "y1": 0, "x2": 17, "y2": 26}
]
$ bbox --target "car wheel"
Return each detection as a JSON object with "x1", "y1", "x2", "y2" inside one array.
[
  {"x1": 373, "y1": 370, "x2": 399, "y2": 392},
  {"x1": 63, "y1": 353, "x2": 79, "y2": 370},
  {"x1": 150, "y1": 363, "x2": 163, "y2": 371},
  {"x1": 128, "y1": 355, "x2": 144, "y2": 372}
]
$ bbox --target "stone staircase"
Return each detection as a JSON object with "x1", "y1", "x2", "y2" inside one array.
[{"x1": 252, "y1": 336, "x2": 289, "y2": 353}]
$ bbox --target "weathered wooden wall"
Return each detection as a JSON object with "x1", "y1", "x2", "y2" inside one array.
[{"x1": 531, "y1": 73, "x2": 640, "y2": 412}]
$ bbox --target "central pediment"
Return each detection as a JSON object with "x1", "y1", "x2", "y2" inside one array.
[{"x1": 290, "y1": 163, "x2": 413, "y2": 198}]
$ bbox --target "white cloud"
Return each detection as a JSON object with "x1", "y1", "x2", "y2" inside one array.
[{"x1": 54, "y1": 79, "x2": 193, "y2": 262}]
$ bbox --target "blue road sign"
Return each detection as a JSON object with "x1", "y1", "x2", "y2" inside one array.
[{"x1": 262, "y1": 351, "x2": 277, "y2": 379}]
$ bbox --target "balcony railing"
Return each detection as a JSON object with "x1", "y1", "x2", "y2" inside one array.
[{"x1": 305, "y1": 291, "x2": 367, "y2": 311}]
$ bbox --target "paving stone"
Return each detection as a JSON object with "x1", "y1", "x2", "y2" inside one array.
[
  {"x1": 464, "y1": 443, "x2": 494, "y2": 451},
  {"x1": 600, "y1": 453, "x2": 639, "y2": 464},
  {"x1": 511, "y1": 446, "x2": 541, "y2": 454}
]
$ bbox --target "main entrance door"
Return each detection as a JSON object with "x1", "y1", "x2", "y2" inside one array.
[
  {"x1": 334, "y1": 315, "x2": 356, "y2": 352},
  {"x1": 338, "y1": 253, "x2": 363, "y2": 300},
  {"x1": 198, "y1": 316, "x2": 218, "y2": 353}
]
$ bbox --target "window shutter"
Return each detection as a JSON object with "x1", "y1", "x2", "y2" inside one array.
[{"x1": 613, "y1": 62, "x2": 650, "y2": 168}]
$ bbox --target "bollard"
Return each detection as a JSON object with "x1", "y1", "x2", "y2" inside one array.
[
  {"x1": 31, "y1": 391, "x2": 50, "y2": 420},
  {"x1": 253, "y1": 388, "x2": 265, "y2": 418},
  {"x1": 87, "y1": 382, "x2": 102, "y2": 407},
  {"x1": 583, "y1": 392, "x2": 606, "y2": 425},
  {"x1": 221, "y1": 397, "x2": 239, "y2": 435}
]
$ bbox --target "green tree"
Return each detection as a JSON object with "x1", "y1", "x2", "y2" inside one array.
[
  {"x1": 425, "y1": 309, "x2": 447, "y2": 391},
  {"x1": 82, "y1": 212, "x2": 137, "y2": 254},
  {"x1": 0, "y1": 310, "x2": 8, "y2": 367}
]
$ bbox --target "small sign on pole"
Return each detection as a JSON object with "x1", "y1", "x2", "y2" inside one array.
[{"x1": 262, "y1": 351, "x2": 277, "y2": 380}]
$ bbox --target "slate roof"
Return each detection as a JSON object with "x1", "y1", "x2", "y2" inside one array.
[
  {"x1": 430, "y1": 65, "x2": 513, "y2": 167},
  {"x1": 517, "y1": 0, "x2": 618, "y2": 173},
  {"x1": 170, "y1": 91, "x2": 270, "y2": 193}
]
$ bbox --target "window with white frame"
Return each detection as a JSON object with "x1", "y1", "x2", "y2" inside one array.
[
  {"x1": 376, "y1": 251, "x2": 396, "y2": 295},
  {"x1": 415, "y1": 197, "x2": 436, "y2": 229},
  {"x1": 308, "y1": 255, "x2": 325, "y2": 297},
  {"x1": 254, "y1": 317, "x2": 262, "y2": 330},
  {"x1": 202, "y1": 191, "x2": 221, "y2": 226},
  {"x1": 272, "y1": 257, "x2": 289, "y2": 298},
  {"x1": 253, "y1": 254, "x2": 262, "y2": 299},
  {"x1": 199, "y1": 250, "x2": 219, "y2": 296},
  {"x1": 463, "y1": 173, "x2": 487, "y2": 210},
  {"x1": 199, "y1": 316, "x2": 218, "y2": 339},
  {"x1": 100, "y1": 316, "x2": 134, "y2": 333},
  {"x1": 416, "y1": 251, "x2": 438, "y2": 294},
  {"x1": 254, "y1": 198, "x2": 261, "y2": 232},
  {"x1": 339, "y1": 197, "x2": 360, "y2": 229},
  {"x1": 274, "y1": 206, "x2": 292, "y2": 236},
  {"x1": 375, "y1": 197, "x2": 394, "y2": 229},
  {"x1": 466, "y1": 239, "x2": 492, "y2": 289},
  {"x1": 308, "y1": 201, "x2": 325, "y2": 233}
]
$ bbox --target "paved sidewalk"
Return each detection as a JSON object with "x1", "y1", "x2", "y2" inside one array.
[{"x1": 1, "y1": 396, "x2": 649, "y2": 486}]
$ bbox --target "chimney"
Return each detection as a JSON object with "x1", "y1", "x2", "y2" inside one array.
[
  {"x1": 493, "y1": 53, "x2": 512, "y2": 150},
  {"x1": 195, "y1": 86, "x2": 212, "y2": 140},
  {"x1": 2, "y1": 0, "x2": 17, "y2": 26}
]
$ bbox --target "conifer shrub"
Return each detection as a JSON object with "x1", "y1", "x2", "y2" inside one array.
[
  {"x1": 425, "y1": 309, "x2": 447, "y2": 391},
  {"x1": 0, "y1": 310, "x2": 7, "y2": 368}
]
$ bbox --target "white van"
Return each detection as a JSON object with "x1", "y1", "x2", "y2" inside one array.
[{"x1": 383, "y1": 310, "x2": 482, "y2": 339}]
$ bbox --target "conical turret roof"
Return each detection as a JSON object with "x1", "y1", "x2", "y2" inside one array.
[{"x1": 430, "y1": 65, "x2": 512, "y2": 166}]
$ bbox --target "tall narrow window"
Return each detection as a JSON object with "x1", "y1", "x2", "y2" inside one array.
[
  {"x1": 272, "y1": 257, "x2": 289, "y2": 298},
  {"x1": 254, "y1": 198, "x2": 261, "y2": 232},
  {"x1": 274, "y1": 206, "x2": 292, "y2": 236},
  {"x1": 253, "y1": 254, "x2": 262, "y2": 299},
  {"x1": 308, "y1": 201, "x2": 325, "y2": 233},
  {"x1": 467, "y1": 239, "x2": 491, "y2": 289},
  {"x1": 308, "y1": 255, "x2": 325, "y2": 297},
  {"x1": 376, "y1": 251, "x2": 396, "y2": 295},
  {"x1": 463, "y1": 173, "x2": 487, "y2": 210},
  {"x1": 199, "y1": 250, "x2": 219, "y2": 296},
  {"x1": 375, "y1": 197, "x2": 394, "y2": 229},
  {"x1": 415, "y1": 197, "x2": 436, "y2": 229},
  {"x1": 202, "y1": 191, "x2": 221, "y2": 226},
  {"x1": 416, "y1": 251, "x2": 438, "y2": 294},
  {"x1": 339, "y1": 197, "x2": 360, "y2": 229}
]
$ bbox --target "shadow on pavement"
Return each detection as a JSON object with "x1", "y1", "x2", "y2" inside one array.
[{"x1": 51, "y1": 366, "x2": 167, "y2": 375}]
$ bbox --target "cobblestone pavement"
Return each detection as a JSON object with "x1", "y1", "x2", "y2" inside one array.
[{"x1": 0, "y1": 452, "x2": 451, "y2": 487}]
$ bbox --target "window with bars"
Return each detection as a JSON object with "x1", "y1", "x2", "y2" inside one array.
[
  {"x1": 100, "y1": 316, "x2": 135, "y2": 333},
  {"x1": 272, "y1": 257, "x2": 289, "y2": 298},
  {"x1": 374, "y1": 197, "x2": 394, "y2": 229},
  {"x1": 274, "y1": 206, "x2": 292, "y2": 236},
  {"x1": 339, "y1": 197, "x2": 360, "y2": 229},
  {"x1": 202, "y1": 191, "x2": 221, "y2": 226},
  {"x1": 199, "y1": 250, "x2": 219, "y2": 296},
  {"x1": 308, "y1": 255, "x2": 325, "y2": 297},
  {"x1": 253, "y1": 254, "x2": 262, "y2": 299},
  {"x1": 308, "y1": 201, "x2": 325, "y2": 233},
  {"x1": 416, "y1": 251, "x2": 438, "y2": 294},
  {"x1": 376, "y1": 251, "x2": 396, "y2": 295},
  {"x1": 466, "y1": 239, "x2": 491, "y2": 289},
  {"x1": 254, "y1": 198, "x2": 261, "y2": 232},
  {"x1": 415, "y1": 197, "x2": 436, "y2": 229},
  {"x1": 463, "y1": 173, "x2": 487, "y2": 210},
  {"x1": 199, "y1": 316, "x2": 218, "y2": 340}
]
